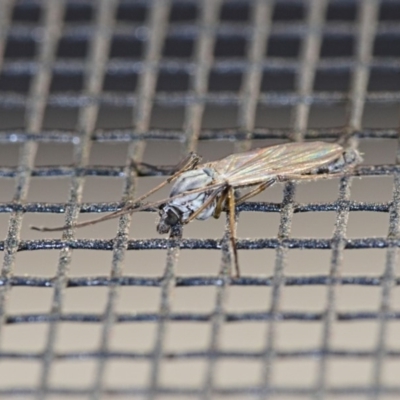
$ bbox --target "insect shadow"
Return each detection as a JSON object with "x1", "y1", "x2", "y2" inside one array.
[{"x1": 32, "y1": 141, "x2": 362, "y2": 277}]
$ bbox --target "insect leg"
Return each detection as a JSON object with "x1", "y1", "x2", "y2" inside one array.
[
  {"x1": 120, "y1": 153, "x2": 202, "y2": 210},
  {"x1": 167, "y1": 152, "x2": 202, "y2": 183},
  {"x1": 131, "y1": 152, "x2": 201, "y2": 179},
  {"x1": 213, "y1": 190, "x2": 228, "y2": 219},
  {"x1": 227, "y1": 186, "x2": 240, "y2": 278},
  {"x1": 183, "y1": 187, "x2": 224, "y2": 224},
  {"x1": 234, "y1": 179, "x2": 277, "y2": 205}
]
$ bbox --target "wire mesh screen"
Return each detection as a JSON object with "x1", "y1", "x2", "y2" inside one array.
[{"x1": 0, "y1": 0, "x2": 399, "y2": 398}]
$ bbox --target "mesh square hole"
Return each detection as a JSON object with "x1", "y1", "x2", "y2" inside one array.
[
  {"x1": 215, "y1": 360, "x2": 262, "y2": 387},
  {"x1": 267, "y1": 36, "x2": 301, "y2": 58},
  {"x1": 172, "y1": 286, "x2": 217, "y2": 313},
  {"x1": 271, "y1": 359, "x2": 317, "y2": 387},
  {"x1": 0, "y1": 142, "x2": 21, "y2": 166},
  {"x1": 350, "y1": 176, "x2": 393, "y2": 203},
  {"x1": 156, "y1": 71, "x2": 190, "y2": 92},
  {"x1": 2, "y1": 323, "x2": 48, "y2": 352},
  {"x1": 331, "y1": 321, "x2": 378, "y2": 350},
  {"x1": 116, "y1": 3, "x2": 147, "y2": 22},
  {"x1": 280, "y1": 286, "x2": 327, "y2": 313},
  {"x1": 150, "y1": 105, "x2": 185, "y2": 129},
  {"x1": 220, "y1": 322, "x2": 266, "y2": 351},
  {"x1": 383, "y1": 360, "x2": 400, "y2": 385},
  {"x1": 214, "y1": 36, "x2": 247, "y2": 58},
  {"x1": 43, "y1": 108, "x2": 79, "y2": 130},
  {"x1": 201, "y1": 105, "x2": 238, "y2": 129},
  {"x1": 362, "y1": 104, "x2": 399, "y2": 129},
  {"x1": 237, "y1": 211, "x2": 281, "y2": 238},
  {"x1": 327, "y1": 359, "x2": 372, "y2": 386},
  {"x1": 27, "y1": 177, "x2": 70, "y2": 203},
  {"x1": 105, "y1": 360, "x2": 150, "y2": 386},
  {"x1": 379, "y1": 1, "x2": 400, "y2": 21},
  {"x1": 336, "y1": 286, "x2": 381, "y2": 312},
  {"x1": 57, "y1": 37, "x2": 88, "y2": 58},
  {"x1": 64, "y1": 2, "x2": 93, "y2": 22},
  {"x1": 103, "y1": 72, "x2": 138, "y2": 92},
  {"x1": 56, "y1": 324, "x2": 102, "y2": 352},
  {"x1": 49, "y1": 360, "x2": 97, "y2": 387},
  {"x1": 236, "y1": 250, "x2": 277, "y2": 277},
  {"x1": 295, "y1": 178, "x2": 342, "y2": 203},
  {"x1": 374, "y1": 34, "x2": 400, "y2": 57},
  {"x1": 0, "y1": 109, "x2": 25, "y2": 129},
  {"x1": 0, "y1": 73, "x2": 31, "y2": 93},
  {"x1": 255, "y1": 105, "x2": 292, "y2": 129},
  {"x1": 15, "y1": 250, "x2": 60, "y2": 277},
  {"x1": 320, "y1": 35, "x2": 354, "y2": 58},
  {"x1": 220, "y1": 2, "x2": 250, "y2": 22},
  {"x1": 116, "y1": 286, "x2": 160, "y2": 314},
  {"x1": 160, "y1": 360, "x2": 208, "y2": 388},
  {"x1": 8, "y1": 287, "x2": 53, "y2": 314},
  {"x1": 4, "y1": 37, "x2": 37, "y2": 59},
  {"x1": 96, "y1": 106, "x2": 133, "y2": 130},
  {"x1": 286, "y1": 249, "x2": 331, "y2": 276},
  {"x1": 165, "y1": 322, "x2": 210, "y2": 352},
  {"x1": 110, "y1": 322, "x2": 157, "y2": 352},
  {"x1": 358, "y1": 139, "x2": 397, "y2": 165},
  {"x1": 178, "y1": 250, "x2": 221, "y2": 276},
  {"x1": 0, "y1": 361, "x2": 40, "y2": 387},
  {"x1": 346, "y1": 211, "x2": 389, "y2": 238},
  {"x1": 291, "y1": 212, "x2": 337, "y2": 238},
  {"x1": 12, "y1": 2, "x2": 41, "y2": 22},
  {"x1": 226, "y1": 286, "x2": 272, "y2": 313},
  {"x1": 261, "y1": 71, "x2": 296, "y2": 92},
  {"x1": 169, "y1": 2, "x2": 197, "y2": 22},
  {"x1": 314, "y1": 69, "x2": 351, "y2": 92},
  {"x1": 109, "y1": 36, "x2": 144, "y2": 58},
  {"x1": 276, "y1": 321, "x2": 322, "y2": 349},
  {"x1": 387, "y1": 321, "x2": 400, "y2": 351},
  {"x1": 63, "y1": 287, "x2": 109, "y2": 313},
  {"x1": 273, "y1": 2, "x2": 305, "y2": 21},
  {"x1": 368, "y1": 68, "x2": 400, "y2": 92},
  {"x1": 88, "y1": 142, "x2": 128, "y2": 166},
  {"x1": 342, "y1": 248, "x2": 386, "y2": 276},
  {"x1": 35, "y1": 143, "x2": 74, "y2": 166},
  {"x1": 123, "y1": 249, "x2": 168, "y2": 278},
  {"x1": 163, "y1": 37, "x2": 194, "y2": 58},
  {"x1": 50, "y1": 73, "x2": 84, "y2": 92},
  {"x1": 69, "y1": 249, "x2": 114, "y2": 277},
  {"x1": 308, "y1": 104, "x2": 347, "y2": 128},
  {"x1": 208, "y1": 71, "x2": 242, "y2": 92},
  {"x1": 326, "y1": 1, "x2": 357, "y2": 21}
]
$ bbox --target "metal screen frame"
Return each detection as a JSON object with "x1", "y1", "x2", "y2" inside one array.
[{"x1": 0, "y1": 0, "x2": 400, "y2": 398}]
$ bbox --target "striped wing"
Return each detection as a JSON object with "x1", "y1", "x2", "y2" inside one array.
[{"x1": 207, "y1": 142, "x2": 344, "y2": 187}]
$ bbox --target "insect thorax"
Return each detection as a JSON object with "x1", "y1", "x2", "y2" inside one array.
[{"x1": 157, "y1": 168, "x2": 219, "y2": 234}]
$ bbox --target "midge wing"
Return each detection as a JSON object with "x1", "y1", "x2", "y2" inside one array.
[{"x1": 209, "y1": 142, "x2": 344, "y2": 187}]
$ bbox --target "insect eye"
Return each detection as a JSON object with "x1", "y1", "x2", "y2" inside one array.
[{"x1": 165, "y1": 208, "x2": 180, "y2": 226}]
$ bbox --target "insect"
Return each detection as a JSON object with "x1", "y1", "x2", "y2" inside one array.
[{"x1": 32, "y1": 141, "x2": 362, "y2": 277}]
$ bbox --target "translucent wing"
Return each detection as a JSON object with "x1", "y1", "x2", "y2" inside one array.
[{"x1": 206, "y1": 142, "x2": 344, "y2": 187}]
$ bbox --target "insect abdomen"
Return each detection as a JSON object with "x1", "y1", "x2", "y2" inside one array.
[{"x1": 309, "y1": 148, "x2": 362, "y2": 174}]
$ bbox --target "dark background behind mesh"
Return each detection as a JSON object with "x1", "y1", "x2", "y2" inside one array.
[{"x1": 0, "y1": 0, "x2": 399, "y2": 399}]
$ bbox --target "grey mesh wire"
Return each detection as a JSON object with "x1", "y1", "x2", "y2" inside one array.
[{"x1": 0, "y1": 0, "x2": 399, "y2": 398}]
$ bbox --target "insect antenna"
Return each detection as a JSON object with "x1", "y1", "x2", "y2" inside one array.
[
  {"x1": 31, "y1": 153, "x2": 203, "y2": 232},
  {"x1": 30, "y1": 183, "x2": 224, "y2": 232}
]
